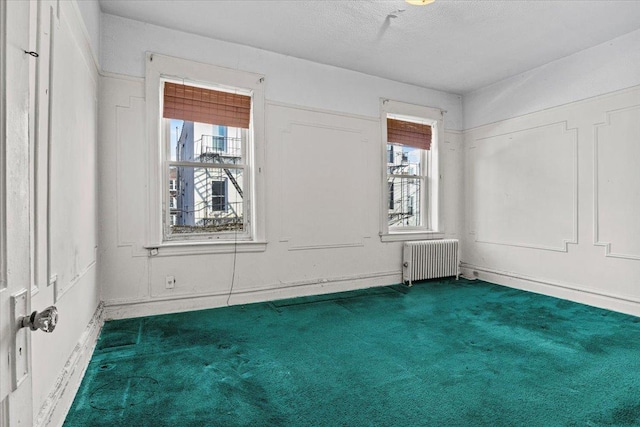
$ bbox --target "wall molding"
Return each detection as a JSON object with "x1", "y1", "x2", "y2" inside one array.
[
  {"x1": 460, "y1": 262, "x2": 640, "y2": 317},
  {"x1": 266, "y1": 100, "x2": 379, "y2": 124},
  {"x1": 48, "y1": 0, "x2": 99, "y2": 304},
  {"x1": 35, "y1": 302, "x2": 104, "y2": 427},
  {"x1": 266, "y1": 100, "x2": 463, "y2": 133},
  {"x1": 276, "y1": 114, "x2": 371, "y2": 250},
  {"x1": 115, "y1": 96, "x2": 146, "y2": 249},
  {"x1": 463, "y1": 83, "x2": 640, "y2": 133},
  {"x1": 99, "y1": 70, "x2": 144, "y2": 83},
  {"x1": 467, "y1": 121, "x2": 578, "y2": 252},
  {"x1": 106, "y1": 270, "x2": 400, "y2": 320},
  {"x1": 593, "y1": 104, "x2": 640, "y2": 260}
]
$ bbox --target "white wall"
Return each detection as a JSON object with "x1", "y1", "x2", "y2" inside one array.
[
  {"x1": 101, "y1": 14, "x2": 463, "y2": 131},
  {"x1": 98, "y1": 13, "x2": 463, "y2": 318},
  {"x1": 462, "y1": 25, "x2": 640, "y2": 316},
  {"x1": 29, "y1": 1, "x2": 101, "y2": 425},
  {"x1": 464, "y1": 28, "x2": 640, "y2": 130},
  {"x1": 74, "y1": 0, "x2": 100, "y2": 66}
]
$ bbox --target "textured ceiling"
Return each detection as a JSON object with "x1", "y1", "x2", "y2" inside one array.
[{"x1": 99, "y1": 0, "x2": 640, "y2": 94}]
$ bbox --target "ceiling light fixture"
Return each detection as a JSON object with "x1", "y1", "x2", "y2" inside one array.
[{"x1": 405, "y1": 0, "x2": 435, "y2": 5}]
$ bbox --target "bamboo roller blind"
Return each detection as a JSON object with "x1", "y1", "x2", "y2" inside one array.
[
  {"x1": 163, "y1": 82, "x2": 251, "y2": 129},
  {"x1": 387, "y1": 118, "x2": 432, "y2": 150}
]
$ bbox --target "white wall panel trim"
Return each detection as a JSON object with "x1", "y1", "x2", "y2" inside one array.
[
  {"x1": 468, "y1": 121, "x2": 578, "y2": 252},
  {"x1": 274, "y1": 110, "x2": 372, "y2": 251},
  {"x1": 99, "y1": 70, "x2": 144, "y2": 83},
  {"x1": 266, "y1": 100, "x2": 379, "y2": 123},
  {"x1": 115, "y1": 96, "x2": 146, "y2": 249},
  {"x1": 464, "y1": 84, "x2": 640, "y2": 133},
  {"x1": 593, "y1": 104, "x2": 640, "y2": 260},
  {"x1": 49, "y1": 1, "x2": 99, "y2": 304}
]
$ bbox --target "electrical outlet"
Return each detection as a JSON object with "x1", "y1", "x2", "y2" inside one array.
[{"x1": 165, "y1": 275, "x2": 175, "y2": 289}]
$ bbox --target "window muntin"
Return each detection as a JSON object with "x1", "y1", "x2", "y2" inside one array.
[{"x1": 162, "y1": 80, "x2": 252, "y2": 240}]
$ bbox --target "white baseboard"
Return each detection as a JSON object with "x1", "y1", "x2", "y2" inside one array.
[
  {"x1": 105, "y1": 271, "x2": 400, "y2": 320},
  {"x1": 35, "y1": 302, "x2": 105, "y2": 427},
  {"x1": 460, "y1": 263, "x2": 640, "y2": 317}
]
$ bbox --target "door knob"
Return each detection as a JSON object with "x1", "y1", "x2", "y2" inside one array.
[{"x1": 20, "y1": 306, "x2": 58, "y2": 333}]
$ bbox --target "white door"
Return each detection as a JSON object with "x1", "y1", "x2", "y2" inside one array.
[{"x1": 0, "y1": 0, "x2": 34, "y2": 425}]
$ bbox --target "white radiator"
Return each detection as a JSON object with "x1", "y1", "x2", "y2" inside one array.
[{"x1": 402, "y1": 239, "x2": 459, "y2": 286}]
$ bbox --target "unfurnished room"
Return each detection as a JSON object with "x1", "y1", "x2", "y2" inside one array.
[{"x1": 2, "y1": 0, "x2": 640, "y2": 426}]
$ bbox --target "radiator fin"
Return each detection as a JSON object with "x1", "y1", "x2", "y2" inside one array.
[{"x1": 403, "y1": 239, "x2": 459, "y2": 286}]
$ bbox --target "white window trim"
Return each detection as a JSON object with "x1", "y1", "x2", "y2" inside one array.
[
  {"x1": 379, "y1": 99, "x2": 444, "y2": 242},
  {"x1": 145, "y1": 53, "x2": 266, "y2": 250}
]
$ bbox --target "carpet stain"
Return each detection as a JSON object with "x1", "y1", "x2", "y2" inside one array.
[
  {"x1": 89, "y1": 376, "x2": 159, "y2": 410},
  {"x1": 64, "y1": 279, "x2": 640, "y2": 427},
  {"x1": 610, "y1": 401, "x2": 640, "y2": 425}
]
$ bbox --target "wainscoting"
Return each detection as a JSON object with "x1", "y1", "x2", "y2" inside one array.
[{"x1": 463, "y1": 86, "x2": 640, "y2": 316}]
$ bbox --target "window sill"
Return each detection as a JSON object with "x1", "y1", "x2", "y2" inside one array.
[
  {"x1": 379, "y1": 231, "x2": 445, "y2": 243},
  {"x1": 144, "y1": 241, "x2": 267, "y2": 257}
]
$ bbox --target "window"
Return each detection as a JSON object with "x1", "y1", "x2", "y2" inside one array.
[
  {"x1": 211, "y1": 180, "x2": 227, "y2": 212},
  {"x1": 163, "y1": 83, "x2": 248, "y2": 236},
  {"x1": 146, "y1": 53, "x2": 265, "y2": 247},
  {"x1": 380, "y1": 100, "x2": 443, "y2": 241},
  {"x1": 387, "y1": 118, "x2": 429, "y2": 228}
]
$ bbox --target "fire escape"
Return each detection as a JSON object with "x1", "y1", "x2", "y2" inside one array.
[{"x1": 194, "y1": 135, "x2": 243, "y2": 228}]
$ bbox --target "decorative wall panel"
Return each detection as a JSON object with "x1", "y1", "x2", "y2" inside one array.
[
  {"x1": 116, "y1": 97, "x2": 146, "y2": 247},
  {"x1": 469, "y1": 122, "x2": 577, "y2": 251},
  {"x1": 49, "y1": 10, "x2": 97, "y2": 301},
  {"x1": 279, "y1": 120, "x2": 368, "y2": 250},
  {"x1": 594, "y1": 105, "x2": 640, "y2": 259}
]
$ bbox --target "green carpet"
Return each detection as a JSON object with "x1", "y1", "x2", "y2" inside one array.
[{"x1": 64, "y1": 279, "x2": 640, "y2": 426}]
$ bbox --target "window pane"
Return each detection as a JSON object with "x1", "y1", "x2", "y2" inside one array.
[
  {"x1": 387, "y1": 144, "x2": 421, "y2": 176},
  {"x1": 168, "y1": 120, "x2": 243, "y2": 164},
  {"x1": 169, "y1": 166, "x2": 244, "y2": 234},
  {"x1": 388, "y1": 176, "x2": 421, "y2": 228},
  {"x1": 168, "y1": 119, "x2": 184, "y2": 161}
]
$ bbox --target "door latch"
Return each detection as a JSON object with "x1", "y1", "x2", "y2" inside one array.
[{"x1": 19, "y1": 306, "x2": 58, "y2": 333}]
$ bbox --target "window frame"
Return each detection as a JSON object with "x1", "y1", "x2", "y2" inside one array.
[
  {"x1": 145, "y1": 53, "x2": 266, "y2": 251},
  {"x1": 379, "y1": 99, "x2": 444, "y2": 242}
]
